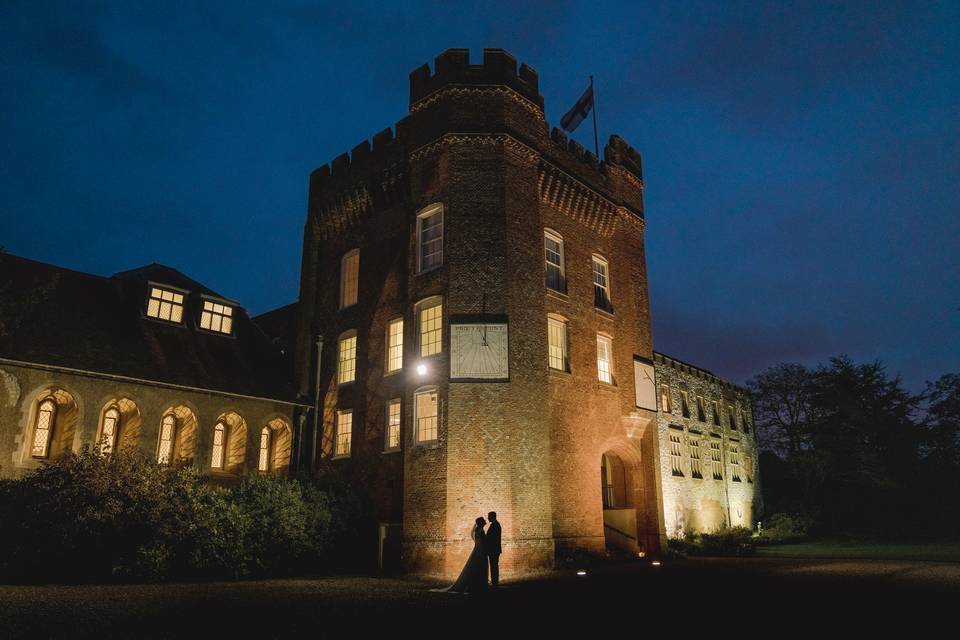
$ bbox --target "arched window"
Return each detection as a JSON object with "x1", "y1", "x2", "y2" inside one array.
[
  {"x1": 592, "y1": 254, "x2": 612, "y2": 312},
  {"x1": 547, "y1": 314, "x2": 569, "y2": 372},
  {"x1": 31, "y1": 398, "x2": 57, "y2": 458},
  {"x1": 100, "y1": 406, "x2": 120, "y2": 455},
  {"x1": 258, "y1": 426, "x2": 272, "y2": 472},
  {"x1": 211, "y1": 421, "x2": 227, "y2": 470},
  {"x1": 158, "y1": 413, "x2": 177, "y2": 465}
]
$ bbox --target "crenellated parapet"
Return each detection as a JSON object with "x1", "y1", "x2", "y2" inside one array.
[{"x1": 409, "y1": 48, "x2": 542, "y2": 110}]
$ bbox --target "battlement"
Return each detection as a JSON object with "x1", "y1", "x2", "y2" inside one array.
[
  {"x1": 604, "y1": 134, "x2": 643, "y2": 180},
  {"x1": 409, "y1": 48, "x2": 542, "y2": 110},
  {"x1": 310, "y1": 125, "x2": 400, "y2": 183}
]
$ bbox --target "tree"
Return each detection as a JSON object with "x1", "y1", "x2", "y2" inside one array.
[{"x1": 747, "y1": 363, "x2": 813, "y2": 457}]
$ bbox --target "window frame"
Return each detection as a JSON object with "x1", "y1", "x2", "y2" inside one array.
[
  {"x1": 547, "y1": 314, "x2": 570, "y2": 373},
  {"x1": 339, "y1": 249, "x2": 360, "y2": 309},
  {"x1": 157, "y1": 413, "x2": 177, "y2": 466},
  {"x1": 210, "y1": 420, "x2": 228, "y2": 470},
  {"x1": 592, "y1": 254, "x2": 613, "y2": 312},
  {"x1": 334, "y1": 409, "x2": 353, "y2": 458},
  {"x1": 385, "y1": 317, "x2": 404, "y2": 374},
  {"x1": 543, "y1": 228, "x2": 566, "y2": 293},
  {"x1": 337, "y1": 330, "x2": 358, "y2": 385},
  {"x1": 385, "y1": 398, "x2": 402, "y2": 452},
  {"x1": 416, "y1": 204, "x2": 444, "y2": 274},
  {"x1": 258, "y1": 425, "x2": 273, "y2": 472},
  {"x1": 31, "y1": 397, "x2": 57, "y2": 459},
  {"x1": 145, "y1": 283, "x2": 188, "y2": 325},
  {"x1": 680, "y1": 390, "x2": 690, "y2": 418},
  {"x1": 99, "y1": 405, "x2": 121, "y2": 455},
  {"x1": 596, "y1": 333, "x2": 614, "y2": 385},
  {"x1": 199, "y1": 296, "x2": 236, "y2": 336},
  {"x1": 660, "y1": 384, "x2": 672, "y2": 413},
  {"x1": 414, "y1": 386, "x2": 439, "y2": 445},
  {"x1": 416, "y1": 297, "x2": 444, "y2": 358}
]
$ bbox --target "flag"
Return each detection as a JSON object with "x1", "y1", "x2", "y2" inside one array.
[{"x1": 560, "y1": 82, "x2": 594, "y2": 133}]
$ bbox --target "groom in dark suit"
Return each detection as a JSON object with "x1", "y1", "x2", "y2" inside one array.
[{"x1": 486, "y1": 511, "x2": 502, "y2": 588}]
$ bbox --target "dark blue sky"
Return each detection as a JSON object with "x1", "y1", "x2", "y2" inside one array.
[{"x1": 2, "y1": 1, "x2": 957, "y2": 388}]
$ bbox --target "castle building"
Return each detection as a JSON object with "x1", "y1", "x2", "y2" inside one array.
[
  {"x1": 0, "y1": 48, "x2": 760, "y2": 579},
  {"x1": 0, "y1": 254, "x2": 305, "y2": 479},
  {"x1": 293, "y1": 48, "x2": 759, "y2": 578}
]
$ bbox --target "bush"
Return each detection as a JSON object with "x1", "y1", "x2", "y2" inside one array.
[
  {"x1": 757, "y1": 512, "x2": 815, "y2": 544},
  {"x1": 668, "y1": 526, "x2": 757, "y2": 557},
  {"x1": 0, "y1": 449, "x2": 345, "y2": 583}
]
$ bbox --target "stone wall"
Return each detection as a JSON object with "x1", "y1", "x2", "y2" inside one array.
[
  {"x1": 0, "y1": 362, "x2": 297, "y2": 479},
  {"x1": 654, "y1": 353, "x2": 762, "y2": 537}
]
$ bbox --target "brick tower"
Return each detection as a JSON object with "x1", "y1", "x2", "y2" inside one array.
[{"x1": 295, "y1": 48, "x2": 667, "y2": 578}]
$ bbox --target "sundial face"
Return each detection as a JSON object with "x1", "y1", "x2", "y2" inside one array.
[
  {"x1": 634, "y1": 358, "x2": 657, "y2": 410},
  {"x1": 450, "y1": 323, "x2": 509, "y2": 380}
]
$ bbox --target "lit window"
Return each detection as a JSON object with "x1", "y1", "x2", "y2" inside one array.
[
  {"x1": 730, "y1": 446, "x2": 741, "y2": 482},
  {"x1": 258, "y1": 426, "x2": 272, "y2": 472},
  {"x1": 544, "y1": 230, "x2": 565, "y2": 292},
  {"x1": 710, "y1": 441, "x2": 723, "y2": 480},
  {"x1": 592, "y1": 255, "x2": 612, "y2": 312},
  {"x1": 712, "y1": 400, "x2": 721, "y2": 426},
  {"x1": 146, "y1": 286, "x2": 185, "y2": 323},
  {"x1": 680, "y1": 391, "x2": 690, "y2": 418},
  {"x1": 418, "y1": 299, "x2": 443, "y2": 357},
  {"x1": 547, "y1": 315, "x2": 569, "y2": 372},
  {"x1": 100, "y1": 406, "x2": 120, "y2": 455},
  {"x1": 211, "y1": 421, "x2": 227, "y2": 469},
  {"x1": 386, "y1": 399, "x2": 401, "y2": 451},
  {"x1": 338, "y1": 332, "x2": 357, "y2": 384},
  {"x1": 335, "y1": 410, "x2": 352, "y2": 457},
  {"x1": 660, "y1": 384, "x2": 672, "y2": 413},
  {"x1": 386, "y1": 318, "x2": 404, "y2": 373},
  {"x1": 596, "y1": 334, "x2": 614, "y2": 384},
  {"x1": 689, "y1": 437, "x2": 703, "y2": 479},
  {"x1": 31, "y1": 398, "x2": 56, "y2": 458},
  {"x1": 696, "y1": 396, "x2": 706, "y2": 422},
  {"x1": 729, "y1": 406, "x2": 738, "y2": 430},
  {"x1": 415, "y1": 387, "x2": 439, "y2": 443},
  {"x1": 669, "y1": 433, "x2": 684, "y2": 477},
  {"x1": 417, "y1": 204, "x2": 443, "y2": 272},
  {"x1": 158, "y1": 413, "x2": 177, "y2": 465},
  {"x1": 200, "y1": 300, "x2": 234, "y2": 335},
  {"x1": 340, "y1": 250, "x2": 359, "y2": 309}
]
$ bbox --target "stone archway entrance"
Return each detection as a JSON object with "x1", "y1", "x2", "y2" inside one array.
[{"x1": 599, "y1": 444, "x2": 645, "y2": 556}]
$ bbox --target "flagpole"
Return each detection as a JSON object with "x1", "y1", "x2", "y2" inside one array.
[{"x1": 590, "y1": 75, "x2": 599, "y2": 159}]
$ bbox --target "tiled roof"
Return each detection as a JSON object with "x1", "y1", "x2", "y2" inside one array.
[{"x1": 0, "y1": 253, "x2": 298, "y2": 403}]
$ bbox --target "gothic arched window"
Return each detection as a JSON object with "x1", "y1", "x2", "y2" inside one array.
[
  {"x1": 211, "y1": 421, "x2": 227, "y2": 470},
  {"x1": 258, "y1": 426, "x2": 272, "y2": 472},
  {"x1": 100, "y1": 406, "x2": 120, "y2": 454},
  {"x1": 31, "y1": 398, "x2": 57, "y2": 458},
  {"x1": 157, "y1": 413, "x2": 177, "y2": 465}
]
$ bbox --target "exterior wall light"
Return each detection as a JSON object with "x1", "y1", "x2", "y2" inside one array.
[{"x1": 416, "y1": 363, "x2": 428, "y2": 376}]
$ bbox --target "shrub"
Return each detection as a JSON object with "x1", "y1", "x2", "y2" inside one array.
[
  {"x1": 0, "y1": 449, "x2": 342, "y2": 583},
  {"x1": 668, "y1": 526, "x2": 757, "y2": 557},
  {"x1": 757, "y1": 512, "x2": 815, "y2": 544}
]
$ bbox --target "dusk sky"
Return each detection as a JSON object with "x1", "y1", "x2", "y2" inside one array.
[{"x1": 1, "y1": 1, "x2": 957, "y2": 388}]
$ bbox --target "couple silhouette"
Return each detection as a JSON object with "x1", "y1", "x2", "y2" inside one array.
[{"x1": 439, "y1": 511, "x2": 502, "y2": 594}]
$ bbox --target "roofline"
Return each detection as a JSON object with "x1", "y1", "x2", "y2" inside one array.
[
  {"x1": 653, "y1": 350, "x2": 749, "y2": 394},
  {"x1": 0, "y1": 357, "x2": 311, "y2": 408}
]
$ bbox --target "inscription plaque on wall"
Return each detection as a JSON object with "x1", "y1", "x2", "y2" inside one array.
[{"x1": 450, "y1": 318, "x2": 509, "y2": 381}]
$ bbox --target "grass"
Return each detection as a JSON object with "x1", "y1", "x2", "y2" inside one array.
[{"x1": 756, "y1": 539, "x2": 960, "y2": 563}]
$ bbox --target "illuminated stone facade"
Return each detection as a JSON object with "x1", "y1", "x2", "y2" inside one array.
[
  {"x1": 654, "y1": 352, "x2": 761, "y2": 537},
  {"x1": 294, "y1": 48, "x2": 671, "y2": 579}
]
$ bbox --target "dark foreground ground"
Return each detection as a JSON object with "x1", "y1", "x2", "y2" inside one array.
[{"x1": 2, "y1": 556, "x2": 959, "y2": 637}]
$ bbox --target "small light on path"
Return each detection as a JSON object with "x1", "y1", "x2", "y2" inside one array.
[
  {"x1": 576, "y1": 570, "x2": 587, "y2": 576},
  {"x1": 651, "y1": 561, "x2": 662, "y2": 567}
]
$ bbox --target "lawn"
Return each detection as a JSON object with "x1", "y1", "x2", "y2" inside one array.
[{"x1": 756, "y1": 539, "x2": 960, "y2": 562}]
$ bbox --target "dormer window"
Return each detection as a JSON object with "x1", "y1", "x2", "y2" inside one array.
[
  {"x1": 146, "y1": 286, "x2": 185, "y2": 323},
  {"x1": 200, "y1": 299, "x2": 234, "y2": 335}
]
